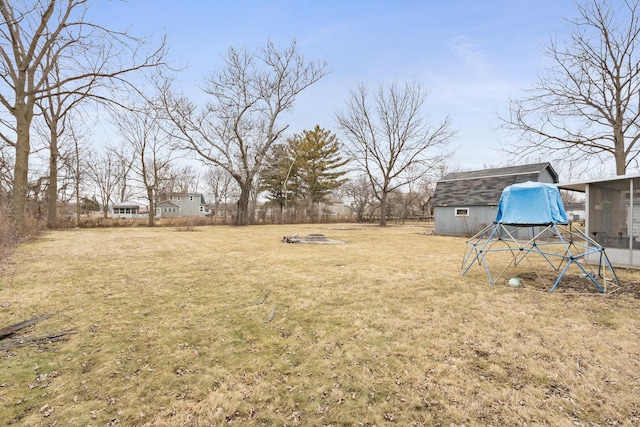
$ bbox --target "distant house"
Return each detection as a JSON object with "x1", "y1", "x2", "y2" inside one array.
[
  {"x1": 156, "y1": 200, "x2": 181, "y2": 218},
  {"x1": 319, "y1": 196, "x2": 352, "y2": 219},
  {"x1": 432, "y1": 163, "x2": 559, "y2": 236},
  {"x1": 112, "y1": 201, "x2": 147, "y2": 219},
  {"x1": 564, "y1": 202, "x2": 586, "y2": 222},
  {"x1": 156, "y1": 193, "x2": 208, "y2": 218}
]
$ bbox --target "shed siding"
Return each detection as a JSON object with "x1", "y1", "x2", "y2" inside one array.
[
  {"x1": 538, "y1": 169, "x2": 556, "y2": 184},
  {"x1": 435, "y1": 206, "x2": 497, "y2": 236}
]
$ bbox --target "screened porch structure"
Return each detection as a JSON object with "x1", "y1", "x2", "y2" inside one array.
[{"x1": 560, "y1": 175, "x2": 640, "y2": 268}]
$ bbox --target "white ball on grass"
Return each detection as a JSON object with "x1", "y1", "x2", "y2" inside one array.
[{"x1": 508, "y1": 278, "x2": 522, "y2": 287}]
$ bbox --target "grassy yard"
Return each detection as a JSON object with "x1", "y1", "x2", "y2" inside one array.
[{"x1": 1, "y1": 224, "x2": 640, "y2": 426}]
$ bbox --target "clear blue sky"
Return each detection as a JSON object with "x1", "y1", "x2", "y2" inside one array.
[{"x1": 90, "y1": 0, "x2": 580, "y2": 172}]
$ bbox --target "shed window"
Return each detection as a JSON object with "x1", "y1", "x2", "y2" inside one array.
[{"x1": 455, "y1": 208, "x2": 469, "y2": 217}]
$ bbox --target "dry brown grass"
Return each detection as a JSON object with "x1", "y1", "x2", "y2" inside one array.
[{"x1": 1, "y1": 224, "x2": 640, "y2": 426}]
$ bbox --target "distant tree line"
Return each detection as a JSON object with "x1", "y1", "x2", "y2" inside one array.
[
  {"x1": 3, "y1": 0, "x2": 630, "y2": 234},
  {"x1": 0, "y1": 1, "x2": 450, "y2": 230}
]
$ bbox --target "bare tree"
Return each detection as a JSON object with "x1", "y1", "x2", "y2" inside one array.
[
  {"x1": 0, "y1": 0, "x2": 167, "y2": 225},
  {"x1": 336, "y1": 81, "x2": 455, "y2": 226},
  {"x1": 112, "y1": 102, "x2": 176, "y2": 226},
  {"x1": 341, "y1": 174, "x2": 375, "y2": 223},
  {"x1": 86, "y1": 148, "x2": 120, "y2": 219},
  {"x1": 36, "y1": 59, "x2": 89, "y2": 228},
  {"x1": 203, "y1": 166, "x2": 239, "y2": 223},
  {"x1": 503, "y1": 0, "x2": 640, "y2": 176},
  {"x1": 387, "y1": 164, "x2": 425, "y2": 223},
  {"x1": 111, "y1": 143, "x2": 135, "y2": 203},
  {"x1": 66, "y1": 125, "x2": 86, "y2": 227},
  {"x1": 161, "y1": 40, "x2": 327, "y2": 225}
]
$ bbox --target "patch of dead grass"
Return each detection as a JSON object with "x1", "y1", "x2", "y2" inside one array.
[{"x1": 1, "y1": 224, "x2": 640, "y2": 426}]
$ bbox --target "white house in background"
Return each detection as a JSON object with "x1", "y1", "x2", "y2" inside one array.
[
  {"x1": 564, "y1": 202, "x2": 586, "y2": 222},
  {"x1": 111, "y1": 200, "x2": 148, "y2": 219},
  {"x1": 156, "y1": 193, "x2": 208, "y2": 218}
]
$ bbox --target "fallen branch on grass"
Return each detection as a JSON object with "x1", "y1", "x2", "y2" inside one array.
[
  {"x1": 0, "y1": 314, "x2": 75, "y2": 351},
  {"x1": 0, "y1": 314, "x2": 51, "y2": 339},
  {"x1": 0, "y1": 329, "x2": 75, "y2": 351}
]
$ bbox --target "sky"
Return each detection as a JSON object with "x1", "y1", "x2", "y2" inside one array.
[{"x1": 89, "y1": 0, "x2": 581, "y2": 174}]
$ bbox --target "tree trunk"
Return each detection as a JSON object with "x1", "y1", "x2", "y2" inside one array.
[
  {"x1": 310, "y1": 201, "x2": 317, "y2": 223},
  {"x1": 12, "y1": 107, "x2": 32, "y2": 227},
  {"x1": 75, "y1": 181, "x2": 81, "y2": 228},
  {"x1": 379, "y1": 190, "x2": 388, "y2": 226},
  {"x1": 147, "y1": 187, "x2": 155, "y2": 227},
  {"x1": 47, "y1": 130, "x2": 59, "y2": 229},
  {"x1": 614, "y1": 131, "x2": 626, "y2": 175},
  {"x1": 74, "y1": 136, "x2": 81, "y2": 228},
  {"x1": 279, "y1": 203, "x2": 284, "y2": 224},
  {"x1": 235, "y1": 183, "x2": 252, "y2": 226}
]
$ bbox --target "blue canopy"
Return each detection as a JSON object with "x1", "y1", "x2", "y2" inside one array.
[{"x1": 495, "y1": 181, "x2": 568, "y2": 225}]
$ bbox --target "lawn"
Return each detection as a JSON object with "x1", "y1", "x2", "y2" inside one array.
[{"x1": 1, "y1": 224, "x2": 640, "y2": 426}]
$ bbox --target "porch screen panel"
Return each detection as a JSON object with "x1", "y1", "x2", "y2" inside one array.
[
  {"x1": 589, "y1": 181, "x2": 628, "y2": 248},
  {"x1": 632, "y1": 178, "x2": 640, "y2": 250}
]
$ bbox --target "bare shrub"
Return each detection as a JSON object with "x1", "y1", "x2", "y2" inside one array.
[
  {"x1": 0, "y1": 208, "x2": 42, "y2": 261},
  {"x1": 79, "y1": 216, "x2": 150, "y2": 228},
  {"x1": 78, "y1": 215, "x2": 215, "y2": 228}
]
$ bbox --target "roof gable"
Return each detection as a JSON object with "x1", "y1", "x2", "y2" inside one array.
[
  {"x1": 433, "y1": 163, "x2": 558, "y2": 207},
  {"x1": 157, "y1": 200, "x2": 180, "y2": 208},
  {"x1": 158, "y1": 192, "x2": 207, "y2": 205},
  {"x1": 440, "y1": 162, "x2": 557, "y2": 182}
]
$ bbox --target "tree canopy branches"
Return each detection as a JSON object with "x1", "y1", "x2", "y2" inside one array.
[{"x1": 502, "y1": 0, "x2": 640, "y2": 175}]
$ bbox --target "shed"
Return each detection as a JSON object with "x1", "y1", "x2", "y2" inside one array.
[
  {"x1": 432, "y1": 162, "x2": 559, "y2": 236},
  {"x1": 559, "y1": 174, "x2": 640, "y2": 268}
]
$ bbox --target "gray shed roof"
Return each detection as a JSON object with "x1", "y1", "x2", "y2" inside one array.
[{"x1": 432, "y1": 162, "x2": 558, "y2": 207}]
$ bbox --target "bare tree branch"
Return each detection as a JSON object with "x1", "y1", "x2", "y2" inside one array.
[{"x1": 502, "y1": 0, "x2": 640, "y2": 176}]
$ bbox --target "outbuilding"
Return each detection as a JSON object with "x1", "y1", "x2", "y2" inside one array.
[{"x1": 432, "y1": 162, "x2": 559, "y2": 236}]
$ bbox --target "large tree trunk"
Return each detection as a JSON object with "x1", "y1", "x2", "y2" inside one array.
[
  {"x1": 235, "y1": 183, "x2": 252, "y2": 226},
  {"x1": 379, "y1": 188, "x2": 388, "y2": 227},
  {"x1": 614, "y1": 124, "x2": 626, "y2": 175},
  {"x1": 12, "y1": 107, "x2": 32, "y2": 226}
]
